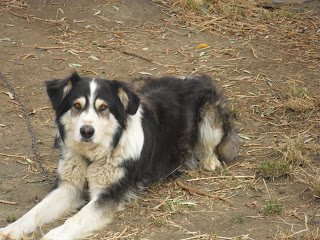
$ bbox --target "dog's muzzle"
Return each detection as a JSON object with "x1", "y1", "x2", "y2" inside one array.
[{"x1": 80, "y1": 125, "x2": 95, "y2": 141}]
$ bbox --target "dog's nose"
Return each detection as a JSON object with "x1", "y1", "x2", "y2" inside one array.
[{"x1": 80, "y1": 125, "x2": 95, "y2": 139}]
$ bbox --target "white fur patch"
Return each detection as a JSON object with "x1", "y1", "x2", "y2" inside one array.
[
  {"x1": 196, "y1": 115, "x2": 224, "y2": 171},
  {"x1": 203, "y1": 153, "x2": 222, "y2": 171},
  {"x1": 114, "y1": 106, "x2": 144, "y2": 160},
  {"x1": 199, "y1": 117, "x2": 223, "y2": 147}
]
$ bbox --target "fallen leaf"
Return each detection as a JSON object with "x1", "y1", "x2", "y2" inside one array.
[
  {"x1": 26, "y1": 158, "x2": 35, "y2": 164},
  {"x1": 88, "y1": 55, "x2": 99, "y2": 61},
  {"x1": 238, "y1": 134, "x2": 251, "y2": 140},
  {"x1": 138, "y1": 72, "x2": 152, "y2": 76},
  {"x1": 68, "y1": 63, "x2": 82, "y2": 68},
  {"x1": 261, "y1": 107, "x2": 276, "y2": 117},
  {"x1": 197, "y1": 43, "x2": 209, "y2": 49},
  {"x1": 3, "y1": 91, "x2": 14, "y2": 100},
  {"x1": 94, "y1": 10, "x2": 101, "y2": 16}
]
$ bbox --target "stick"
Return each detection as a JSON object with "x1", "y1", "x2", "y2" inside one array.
[
  {"x1": 22, "y1": 53, "x2": 35, "y2": 60},
  {"x1": 262, "y1": 178, "x2": 270, "y2": 198},
  {"x1": 177, "y1": 49, "x2": 192, "y2": 61},
  {"x1": 176, "y1": 181, "x2": 234, "y2": 205},
  {"x1": 251, "y1": 44, "x2": 258, "y2": 59},
  {"x1": 35, "y1": 46, "x2": 63, "y2": 50},
  {"x1": 153, "y1": 196, "x2": 170, "y2": 210},
  {"x1": 299, "y1": 187, "x2": 310, "y2": 196},
  {"x1": 226, "y1": 162, "x2": 240, "y2": 170},
  {"x1": 244, "y1": 203, "x2": 255, "y2": 209},
  {"x1": 0, "y1": 152, "x2": 27, "y2": 159},
  {"x1": 115, "y1": 226, "x2": 129, "y2": 239},
  {"x1": 120, "y1": 50, "x2": 154, "y2": 63},
  {"x1": 7, "y1": 10, "x2": 27, "y2": 19},
  {"x1": 187, "y1": 175, "x2": 255, "y2": 182},
  {"x1": 0, "y1": 200, "x2": 17, "y2": 205},
  {"x1": 242, "y1": 144, "x2": 262, "y2": 147}
]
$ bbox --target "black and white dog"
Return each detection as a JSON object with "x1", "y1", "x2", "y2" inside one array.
[{"x1": 0, "y1": 73, "x2": 238, "y2": 240}]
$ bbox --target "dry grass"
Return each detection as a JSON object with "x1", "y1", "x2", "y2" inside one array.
[
  {"x1": 280, "y1": 136, "x2": 310, "y2": 166},
  {"x1": 154, "y1": 0, "x2": 319, "y2": 65},
  {"x1": 280, "y1": 84, "x2": 317, "y2": 112},
  {"x1": 275, "y1": 228, "x2": 320, "y2": 240},
  {"x1": 278, "y1": 135, "x2": 320, "y2": 199}
]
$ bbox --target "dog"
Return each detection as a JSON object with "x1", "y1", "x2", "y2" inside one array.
[{"x1": 0, "y1": 73, "x2": 238, "y2": 240}]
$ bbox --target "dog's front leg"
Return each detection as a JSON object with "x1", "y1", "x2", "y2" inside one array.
[
  {"x1": 0, "y1": 183, "x2": 84, "y2": 240},
  {"x1": 42, "y1": 195, "x2": 118, "y2": 240},
  {"x1": 0, "y1": 152, "x2": 88, "y2": 240}
]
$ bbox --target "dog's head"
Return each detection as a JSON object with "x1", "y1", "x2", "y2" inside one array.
[{"x1": 46, "y1": 73, "x2": 140, "y2": 150}]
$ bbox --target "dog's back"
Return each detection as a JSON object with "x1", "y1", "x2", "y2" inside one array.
[{"x1": 132, "y1": 75, "x2": 238, "y2": 180}]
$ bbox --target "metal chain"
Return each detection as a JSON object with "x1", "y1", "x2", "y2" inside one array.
[{"x1": 0, "y1": 71, "x2": 53, "y2": 184}]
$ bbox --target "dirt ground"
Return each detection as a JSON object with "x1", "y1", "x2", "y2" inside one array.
[{"x1": 0, "y1": 0, "x2": 319, "y2": 239}]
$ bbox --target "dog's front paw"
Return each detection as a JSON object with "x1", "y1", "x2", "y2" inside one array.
[
  {"x1": 42, "y1": 227, "x2": 72, "y2": 240},
  {"x1": 0, "y1": 227, "x2": 23, "y2": 240}
]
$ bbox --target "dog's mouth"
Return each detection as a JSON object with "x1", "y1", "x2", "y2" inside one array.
[{"x1": 80, "y1": 138, "x2": 93, "y2": 143}]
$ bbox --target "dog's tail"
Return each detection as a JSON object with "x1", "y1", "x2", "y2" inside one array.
[
  {"x1": 216, "y1": 128, "x2": 238, "y2": 164},
  {"x1": 199, "y1": 74, "x2": 238, "y2": 164}
]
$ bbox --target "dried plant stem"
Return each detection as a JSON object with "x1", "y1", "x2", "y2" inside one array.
[
  {"x1": 0, "y1": 200, "x2": 17, "y2": 205},
  {"x1": 176, "y1": 181, "x2": 234, "y2": 205},
  {"x1": 187, "y1": 175, "x2": 255, "y2": 182}
]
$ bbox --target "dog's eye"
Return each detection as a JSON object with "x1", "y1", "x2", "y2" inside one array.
[
  {"x1": 99, "y1": 104, "x2": 108, "y2": 112},
  {"x1": 74, "y1": 103, "x2": 81, "y2": 111}
]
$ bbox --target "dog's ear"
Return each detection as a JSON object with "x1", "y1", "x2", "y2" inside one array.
[
  {"x1": 46, "y1": 72, "x2": 81, "y2": 110},
  {"x1": 112, "y1": 81, "x2": 140, "y2": 115}
]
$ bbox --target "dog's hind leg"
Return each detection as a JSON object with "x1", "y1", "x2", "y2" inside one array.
[
  {"x1": 195, "y1": 101, "x2": 238, "y2": 171},
  {"x1": 197, "y1": 111, "x2": 224, "y2": 171}
]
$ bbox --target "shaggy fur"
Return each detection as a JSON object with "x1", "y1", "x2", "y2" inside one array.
[{"x1": 0, "y1": 73, "x2": 238, "y2": 240}]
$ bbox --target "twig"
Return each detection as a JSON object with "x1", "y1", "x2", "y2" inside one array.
[
  {"x1": 0, "y1": 152, "x2": 27, "y2": 159},
  {"x1": 187, "y1": 175, "x2": 255, "y2": 182},
  {"x1": 0, "y1": 200, "x2": 17, "y2": 205},
  {"x1": 244, "y1": 203, "x2": 256, "y2": 209},
  {"x1": 82, "y1": 68, "x2": 100, "y2": 76},
  {"x1": 120, "y1": 50, "x2": 154, "y2": 63},
  {"x1": 115, "y1": 226, "x2": 129, "y2": 239},
  {"x1": 22, "y1": 53, "x2": 35, "y2": 60},
  {"x1": 299, "y1": 187, "x2": 310, "y2": 196},
  {"x1": 153, "y1": 196, "x2": 170, "y2": 210},
  {"x1": 176, "y1": 181, "x2": 234, "y2": 205},
  {"x1": 242, "y1": 144, "x2": 262, "y2": 147},
  {"x1": 35, "y1": 46, "x2": 63, "y2": 50},
  {"x1": 226, "y1": 162, "x2": 240, "y2": 170},
  {"x1": 263, "y1": 178, "x2": 270, "y2": 198},
  {"x1": 177, "y1": 49, "x2": 193, "y2": 61},
  {"x1": 6, "y1": 10, "x2": 27, "y2": 19},
  {"x1": 179, "y1": 234, "x2": 209, "y2": 240},
  {"x1": 251, "y1": 44, "x2": 258, "y2": 59},
  {"x1": 285, "y1": 229, "x2": 308, "y2": 238}
]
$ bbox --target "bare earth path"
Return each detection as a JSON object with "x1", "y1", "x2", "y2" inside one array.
[{"x1": 0, "y1": 0, "x2": 319, "y2": 239}]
